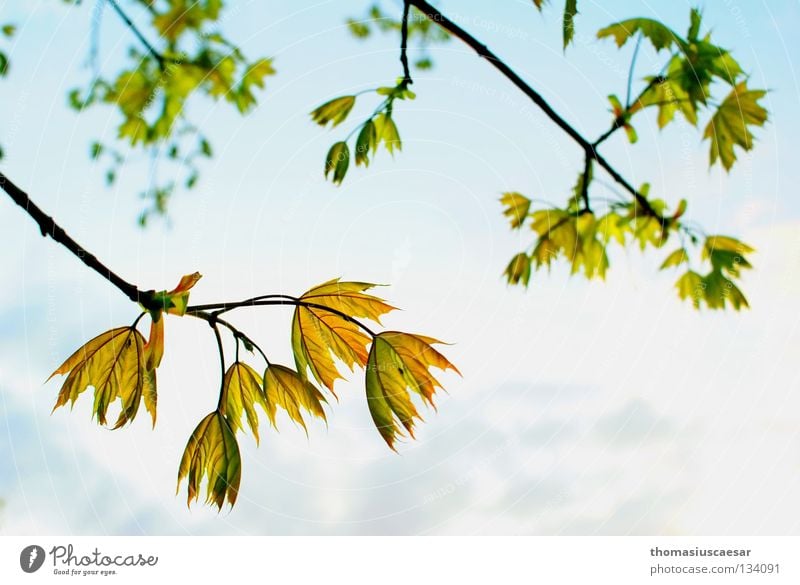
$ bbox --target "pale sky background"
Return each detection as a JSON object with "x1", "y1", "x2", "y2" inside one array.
[{"x1": 1, "y1": 0, "x2": 799, "y2": 535}]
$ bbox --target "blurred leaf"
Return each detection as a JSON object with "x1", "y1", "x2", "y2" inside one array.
[
  {"x1": 597, "y1": 17, "x2": 679, "y2": 51},
  {"x1": 704, "y1": 82, "x2": 768, "y2": 171},
  {"x1": 563, "y1": 0, "x2": 578, "y2": 50},
  {"x1": 504, "y1": 253, "x2": 532, "y2": 286},
  {"x1": 660, "y1": 248, "x2": 688, "y2": 270},
  {"x1": 500, "y1": 192, "x2": 532, "y2": 229},
  {"x1": 325, "y1": 141, "x2": 350, "y2": 184},
  {"x1": 311, "y1": 95, "x2": 356, "y2": 128}
]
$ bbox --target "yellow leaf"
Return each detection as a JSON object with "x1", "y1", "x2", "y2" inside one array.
[
  {"x1": 177, "y1": 411, "x2": 241, "y2": 510},
  {"x1": 221, "y1": 362, "x2": 266, "y2": 442},
  {"x1": 310, "y1": 95, "x2": 356, "y2": 127},
  {"x1": 500, "y1": 192, "x2": 532, "y2": 229},
  {"x1": 263, "y1": 365, "x2": 327, "y2": 432},
  {"x1": 144, "y1": 313, "x2": 165, "y2": 371},
  {"x1": 291, "y1": 278, "x2": 395, "y2": 393},
  {"x1": 48, "y1": 326, "x2": 154, "y2": 428},
  {"x1": 365, "y1": 332, "x2": 459, "y2": 450}
]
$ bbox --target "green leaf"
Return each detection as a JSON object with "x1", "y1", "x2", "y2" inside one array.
[
  {"x1": 660, "y1": 248, "x2": 688, "y2": 270},
  {"x1": 48, "y1": 326, "x2": 154, "y2": 428},
  {"x1": 355, "y1": 120, "x2": 377, "y2": 167},
  {"x1": 704, "y1": 82, "x2": 768, "y2": 171},
  {"x1": 291, "y1": 279, "x2": 395, "y2": 393},
  {"x1": 325, "y1": 141, "x2": 350, "y2": 184},
  {"x1": 310, "y1": 95, "x2": 356, "y2": 128},
  {"x1": 597, "y1": 17, "x2": 680, "y2": 52},
  {"x1": 177, "y1": 411, "x2": 241, "y2": 510},
  {"x1": 504, "y1": 253, "x2": 532, "y2": 287},
  {"x1": 1, "y1": 24, "x2": 15, "y2": 38},
  {"x1": 242, "y1": 58, "x2": 275, "y2": 89},
  {"x1": 374, "y1": 113, "x2": 401, "y2": 155},
  {"x1": 563, "y1": 0, "x2": 578, "y2": 50},
  {"x1": 500, "y1": 192, "x2": 532, "y2": 229},
  {"x1": 263, "y1": 365, "x2": 327, "y2": 433},
  {"x1": 366, "y1": 332, "x2": 459, "y2": 450},
  {"x1": 222, "y1": 362, "x2": 266, "y2": 443},
  {"x1": 676, "y1": 270, "x2": 703, "y2": 308}
]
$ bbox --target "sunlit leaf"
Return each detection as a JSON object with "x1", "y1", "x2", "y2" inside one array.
[
  {"x1": 325, "y1": 141, "x2": 350, "y2": 184},
  {"x1": 597, "y1": 17, "x2": 679, "y2": 51},
  {"x1": 292, "y1": 279, "x2": 395, "y2": 393},
  {"x1": 500, "y1": 192, "x2": 532, "y2": 229},
  {"x1": 563, "y1": 0, "x2": 578, "y2": 50},
  {"x1": 263, "y1": 365, "x2": 327, "y2": 432},
  {"x1": 177, "y1": 411, "x2": 241, "y2": 510},
  {"x1": 222, "y1": 362, "x2": 266, "y2": 442},
  {"x1": 704, "y1": 82, "x2": 768, "y2": 170},
  {"x1": 676, "y1": 270, "x2": 703, "y2": 308},
  {"x1": 48, "y1": 326, "x2": 154, "y2": 428},
  {"x1": 311, "y1": 95, "x2": 356, "y2": 128},
  {"x1": 504, "y1": 252, "x2": 532, "y2": 287},
  {"x1": 660, "y1": 248, "x2": 688, "y2": 270},
  {"x1": 366, "y1": 332, "x2": 459, "y2": 450},
  {"x1": 355, "y1": 120, "x2": 377, "y2": 166}
]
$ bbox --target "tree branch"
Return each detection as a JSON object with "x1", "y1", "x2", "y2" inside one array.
[
  {"x1": 400, "y1": 1, "x2": 413, "y2": 85},
  {"x1": 0, "y1": 172, "x2": 159, "y2": 310},
  {"x1": 106, "y1": 0, "x2": 165, "y2": 68},
  {"x1": 407, "y1": 0, "x2": 667, "y2": 225}
]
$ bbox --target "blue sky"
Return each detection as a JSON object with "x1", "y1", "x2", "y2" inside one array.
[{"x1": 1, "y1": 0, "x2": 799, "y2": 534}]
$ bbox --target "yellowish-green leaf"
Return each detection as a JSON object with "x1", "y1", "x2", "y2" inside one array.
[
  {"x1": 374, "y1": 113, "x2": 401, "y2": 155},
  {"x1": 325, "y1": 141, "x2": 350, "y2": 185},
  {"x1": 144, "y1": 313, "x2": 165, "y2": 371},
  {"x1": 222, "y1": 362, "x2": 266, "y2": 443},
  {"x1": 366, "y1": 332, "x2": 459, "y2": 450},
  {"x1": 500, "y1": 192, "x2": 532, "y2": 229},
  {"x1": 311, "y1": 95, "x2": 356, "y2": 128},
  {"x1": 292, "y1": 279, "x2": 395, "y2": 394},
  {"x1": 177, "y1": 411, "x2": 241, "y2": 510},
  {"x1": 676, "y1": 270, "x2": 703, "y2": 308},
  {"x1": 597, "y1": 17, "x2": 679, "y2": 52},
  {"x1": 660, "y1": 248, "x2": 689, "y2": 270},
  {"x1": 355, "y1": 120, "x2": 377, "y2": 166},
  {"x1": 563, "y1": 0, "x2": 578, "y2": 50},
  {"x1": 242, "y1": 58, "x2": 275, "y2": 89},
  {"x1": 504, "y1": 252, "x2": 532, "y2": 287},
  {"x1": 704, "y1": 82, "x2": 768, "y2": 171},
  {"x1": 263, "y1": 365, "x2": 327, "y2": 432},
  {"x1": 48, "y1": 326, "x2": 152, "y2": 428}
]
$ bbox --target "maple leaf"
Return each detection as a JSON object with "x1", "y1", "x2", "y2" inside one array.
[
  {"x1": 704, "y1": 82, "x2": 768, "y2": 171},
  {"x1": 291, "y1": 278, "x2": 395, "y2": 394},
  {"x1": 177, "y1": 411, "x2": 241, "y2": 510},
  {"x1": 365, "y1": 332, "x2": 460, "y2": 450},
  {"x1": 500, "y1": 192, "x2": 532, "y2": 229},
  {"x1": 48, "y1": 326, "x2": 155, "y2": 428},
  {"x1": 221, "y1": 362, "x2": 266, "y2": 443},
  {"x1": 263, "y1": 365, "x2": 327, "y2": 432}
]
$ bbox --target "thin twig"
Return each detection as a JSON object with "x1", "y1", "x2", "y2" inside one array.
[
  {"x1": 187, "y1": 297, "x2": 378, "y2": 337},
  {"x1": 400, "y1": 1, "x2": 413, "y2": 85},
  {"x1": 625, "y1": 33, "x2": 643, "y2": 109},
  {"x1": 106, "y1": 0, "x2": 165, "y2": 67},
  {"x1": 406, "y1": 0, "x2": 666, "y2": 225}
]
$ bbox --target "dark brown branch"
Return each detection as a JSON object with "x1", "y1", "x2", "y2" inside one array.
[
  {"x1": 186, "y1": 297, "x2": 378, "y2": 338},
  {"x1": 407, "y1": 0, "x2": 667, "y2": 225},
  {"x1": 400, "y1": 1, "x2": 413, "y2": 85},
  {"x1": 0, "y1": 172, "x2": 159, "y2": 310},
  {"x1": 106, "y1": 0, "x2": 165, "y2": 67}
]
